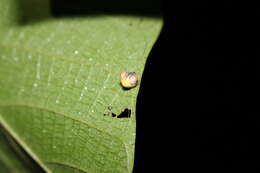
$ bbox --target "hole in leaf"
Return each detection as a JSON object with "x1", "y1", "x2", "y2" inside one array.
[
  {"x1": 107, "y1": 106, "x2": 112, "y2": 110},
  {"x1": 117, "y1": 108, "x2": 131, "y2": 118},
  {"x1": 103, "y1": 108, "x2": 131, "y2": 118}
]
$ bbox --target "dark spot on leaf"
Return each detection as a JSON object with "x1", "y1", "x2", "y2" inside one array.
[{"x1": 112, "y1": 113, "x2": 117, "y2": 117}]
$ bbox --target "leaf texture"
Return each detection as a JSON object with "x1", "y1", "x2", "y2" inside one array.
[{"x1": 0, "y1": 0, "x2": 162, "y2": 172}]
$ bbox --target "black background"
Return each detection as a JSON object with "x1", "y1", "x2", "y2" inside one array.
[{"x1": 135, "y1": 0, "x2": 260, "y2": 172}]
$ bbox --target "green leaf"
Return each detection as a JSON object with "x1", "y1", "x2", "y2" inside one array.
[{"x1": 0, "y1": 0, "x2": 162, "y2": 172}]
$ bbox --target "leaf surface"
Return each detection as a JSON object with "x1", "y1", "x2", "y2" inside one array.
[{"x1": 0, "y1": 0, "x2": 162, "y2": 172}]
